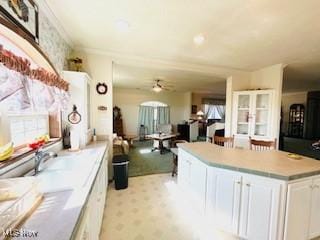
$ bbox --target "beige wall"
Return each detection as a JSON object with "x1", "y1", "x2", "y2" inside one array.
[
  {"x1": 281, "y1": 92, "x2": 307, "y2": 135},
  {"x1": 113, "y1": 88, "x2": 191, "y2": 135}
]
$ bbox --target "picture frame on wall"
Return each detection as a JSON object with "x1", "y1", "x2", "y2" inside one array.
[
  {"x1": 191, "y1": 105, "x2": 197, "y2": 114},
  {"x1": 0, "y1": 0, "x2": 39, "y2": 43}
]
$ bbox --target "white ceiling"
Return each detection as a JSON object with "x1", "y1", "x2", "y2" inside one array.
[
  {"x1": 113, "y1": 64, "x2": 226, "y2": 93},
  {"x1": 46, "y1": 0, "x2": 320, "y2": 91}
]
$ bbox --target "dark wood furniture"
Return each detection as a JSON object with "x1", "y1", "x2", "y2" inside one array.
[
  {"x1": 306, "y1": 91, "x2": 320, "y2": 140},
  {"x1": 214, "y1": 135, "x2": 234, "y2": 148},
  {"x1": 177, "y1": 123, "x2": 190, "y2": 141},
  {"x1": 249, "y1": 137, "x2": 277, "y2": 151},
  {"x1": 113, "y1": 106, "x2": 124, "y2": 136},
  {"x1": 288, "y1": 104, "x2": 305, "y2": 138}
]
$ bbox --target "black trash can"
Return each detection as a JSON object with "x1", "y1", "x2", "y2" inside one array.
[{"x1": 112, "y1": 155, "x2": 129, "y2": 190}]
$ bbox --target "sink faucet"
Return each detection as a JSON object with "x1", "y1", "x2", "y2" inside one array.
[{"x1": 34, "y1": 149, "x2": 58, "y2": 175}]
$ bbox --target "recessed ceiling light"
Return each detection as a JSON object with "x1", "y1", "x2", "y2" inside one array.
[
  {"x1": 193, "y1": 34, "x2": 205, "y2": 45},
  {"x1": 115, "y1": 19, "x2": 130, "y2": 32}
]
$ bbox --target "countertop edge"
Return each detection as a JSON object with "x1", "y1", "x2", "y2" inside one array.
[
  {"x1": 69, "y1": 143, "x2": 109, "y2": 240},
  {"x1": 178, "y1": 144, "x2": 320, "y2": 181}
]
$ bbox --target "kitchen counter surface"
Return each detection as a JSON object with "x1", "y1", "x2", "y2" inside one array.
[
  {"x1": 179, "y1": 142, "x2": 320, "y2": 180},
  {"x1": 15, "y1": 141, "x2": 109, "y2": 240}
]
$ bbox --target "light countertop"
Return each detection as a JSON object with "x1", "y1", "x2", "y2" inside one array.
[
  {"x1": 178, "y1": 142, "x2": 320, "y2": 180},
  {"x1": 15, "y1": 141, "x2": 109, "y2": 240}
]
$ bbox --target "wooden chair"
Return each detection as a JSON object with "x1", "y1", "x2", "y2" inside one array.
[
  {"x1": 171, "y1": 140, "x2": 187, "y2": 177},
  {"x1": 214, "y1": 135, "x2": 234, "y2": 148},
  {"x1": 249, "y1": 137, "x2": 277, "y2": 151}
]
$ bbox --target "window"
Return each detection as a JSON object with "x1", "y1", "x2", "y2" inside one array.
[
  {"x1": 139, "y1": 101, "x2": 169, "y2": 133},
  {"x1": 204, "y1": 104, "x2": 225, "y2": 120}
]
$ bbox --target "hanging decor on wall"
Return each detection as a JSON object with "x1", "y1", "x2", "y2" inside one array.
[
  {"x1": 68, "y1": 105, "x2": 82, "y2": 125},
  {"x1": 0, "y1": 0, "x2": 39, "y2": 43},
  {"x1": 96, "y1": 82, "x2": 108, "y2": 95},
  {"x1": 0, "y1": 45, "x2": 69, "y2": 91}
]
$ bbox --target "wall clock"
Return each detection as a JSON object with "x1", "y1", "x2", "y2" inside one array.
[{"x1": 96, "y1": 82, "x2": 108, "y2": 95}]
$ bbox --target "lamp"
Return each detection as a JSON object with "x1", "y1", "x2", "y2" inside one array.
[{"x1": 196, "y1": 110, "x2": 204, "y2": 120}]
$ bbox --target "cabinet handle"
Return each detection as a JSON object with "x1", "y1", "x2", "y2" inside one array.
[
  {"x1": 236, "y1": 181, "x2": 241, "y2": 185},
  {"x1": 310, "y1": 185, "x2": 314, "y2": 189},
  {"x1": 246, "y1": 183, "x2": 251, "y2": 187},
  {"x1": 315, "y1": 185, "x2": 319, "y2": 189}
]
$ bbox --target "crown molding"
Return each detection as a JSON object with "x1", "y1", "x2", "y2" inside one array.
[
  {"x1": 37, "y1": 0, "x2": 74, "y2": 47},
  {"x1": 75, "y1": 46, "x2": 250, "y2": 79}
]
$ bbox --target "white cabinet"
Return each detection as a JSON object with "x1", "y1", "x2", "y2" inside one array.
[
  {"x1": 178, "y1": 149, "x2": 207, "y2": 213},
  {"x1": 75, "y1": 157, "x2": 107, "y2": 240},
  {"x1": 239, "y1": 175, "x2": 282, "y2": 240},
  {"x1": 63, "y1": 71, "x2": 92, "y2": 147},
  {"x1": 206, "y1": 168, "x2": 283, "y2": 240},
  {"x1": 189, "y1": 156, "x2": 207, "y2": 213},
  {"x1": 232, "y1": 90, "x2": 274, "y2": 144},
  {"x1": 284, "y1": 176, "x2": 320, "y2": 240},
  {"x1": 206, "y1": 168, "x2": 241, "y2": 234},
  {"x1": 309, "y1": 177, "x2": 320, "y2": 239}
]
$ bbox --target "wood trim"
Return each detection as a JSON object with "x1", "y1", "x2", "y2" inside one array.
[{"x1": 0, "y1": 16, "x2": 59, "y2": 75}]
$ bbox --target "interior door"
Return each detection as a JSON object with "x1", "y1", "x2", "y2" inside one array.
[
  {"x1": 206, "y1": 168, "x2": 242, "y2": 234},
  {"x1": 309, "y1": 177, "x2": 320, "y2": 239},
  {"x1": 239, "y1": 175, "x2": 281, "y2": 240},
  {"x1": 284, "y1": 179, "x2": 313, "y2": 240}
]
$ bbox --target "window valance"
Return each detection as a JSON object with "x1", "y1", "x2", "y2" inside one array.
[
  {"x1": 201, "y1": 98, "x2": 226, "y2": 105},
  {"x1": 0, "y1": 45, "x2": 69, "y2": 91}
]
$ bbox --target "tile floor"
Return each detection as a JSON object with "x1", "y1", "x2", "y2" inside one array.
[{"x1": 100, "y1": 174, "x2": 237, "y2": 240}]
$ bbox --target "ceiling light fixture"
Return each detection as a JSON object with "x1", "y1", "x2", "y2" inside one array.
[
  {"x1": 193, "y1": 34, "x2": 205, "y2": 45},
  {"x1": 115, "y1": 19, "x2": 130, "y2": 32},
  {"x1": 152, "y1": 85, "x2": 162, "y2": 93}
]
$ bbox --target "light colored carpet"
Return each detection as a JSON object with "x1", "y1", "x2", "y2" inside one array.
[
  {"x1": 128, "y1": 140, "x2": 173, "y2": 177},
  {"x1": 100, "y1": 174, "x2": 238, "y2": 240}
]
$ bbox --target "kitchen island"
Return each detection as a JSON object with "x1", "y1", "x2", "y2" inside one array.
[{"x1": 178, "y1": 142, "x2": 320, "y2": 240}]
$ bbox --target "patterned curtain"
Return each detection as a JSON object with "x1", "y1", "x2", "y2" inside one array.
[
  {"x1": 138, "y1": 106, "x2": 155, "y2": 134},
  {"x1": 0, "y1": 45, "x2": 69, "y2": 112},
  {"x1": 157, "y1": 106, "x2": 170, "y2": 125},
  {"x1": 0, "y1": 66, "x2": 69, "y2": 112}
]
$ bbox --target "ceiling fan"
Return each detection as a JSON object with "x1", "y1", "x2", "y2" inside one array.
[{"x1": 152, "y1": 79, "x2": 173, "y2": 92}]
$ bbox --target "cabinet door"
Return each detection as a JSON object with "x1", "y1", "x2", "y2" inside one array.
[
  {"x1": 206, "y1": 168, "x2": 242, "y2": 234},
  {"x1": 239, "y1": 175, "x2": 282, "y2": 240},
  {"x1": 233, "y1": 92, "x2": 252, "y2": 137},
  {"x1": 177, "y1": 150, "x2": 191, "y2": 190},
  {"x1": 251, "y1": 92, "x2": 273, "y2": 138},
  {"x1": 309, "y1": 177, "x2": 320, "y2": 239},
  {"x1": 189, "y1": 157, "x2": 207, "y2": 213},
  {"x1": 284, "y1": 179, "x2": 313, "y2": 240}
]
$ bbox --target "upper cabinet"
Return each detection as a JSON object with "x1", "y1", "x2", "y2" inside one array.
[
  {"x1": 232, "y1": 90, "x2": 274, "y2": 141},
  {"x1": 63, "y1": 71, "x2": 92, "y2": 147}
]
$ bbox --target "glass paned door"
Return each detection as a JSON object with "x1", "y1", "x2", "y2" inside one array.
[
  {"x1": 236, "y1": 94, "x2": 250, "y2": 135},
  {"x1": 254, "y1": 93, "x2": 270, "y2": 137}
]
